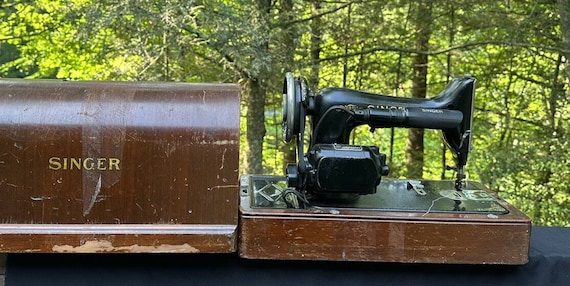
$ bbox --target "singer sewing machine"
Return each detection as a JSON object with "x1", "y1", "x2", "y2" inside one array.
[
  {"x1": 238, "y1": 73, "x2": 531, "y2": 264},
  {"x1": 0, "y1": 76, "x2": 529, "y2": 265}
]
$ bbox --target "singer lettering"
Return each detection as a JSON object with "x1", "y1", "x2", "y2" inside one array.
[{"x1": 48, "y1": 157, "x2": 121, "y2": 171}]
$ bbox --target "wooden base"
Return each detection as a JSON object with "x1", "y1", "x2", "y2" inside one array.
[
  {"x1": 0, "y1": 224, "x2": 236, "y2": 253},
  {"x1": 238, "y1": 175, "x2": 531, "y2": 264}
]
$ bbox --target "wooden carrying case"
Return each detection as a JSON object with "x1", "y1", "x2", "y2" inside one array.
[
  {"x1": 239, "y1": 175, "x2": 531, "y2": 264},
  {"x1": 0, "y1": 80, "x2": 240, "y2": 253}
]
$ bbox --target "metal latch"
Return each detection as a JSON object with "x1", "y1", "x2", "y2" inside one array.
[{"x1": 407, "y1": 180, "x2": 427, "y2": 196}]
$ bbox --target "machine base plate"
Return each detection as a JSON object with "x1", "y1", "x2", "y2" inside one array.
[{"x1": 239, "y1": 175, "x2": 531, "y2": 264}]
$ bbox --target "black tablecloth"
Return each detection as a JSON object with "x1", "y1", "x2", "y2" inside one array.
[{"x1": 6, "y1": 226, "x2": 570, "y2": 286}]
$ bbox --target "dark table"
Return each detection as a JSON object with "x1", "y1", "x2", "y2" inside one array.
[{"x1": 6, "y1": 226, "x2": 569, "y2": 286}]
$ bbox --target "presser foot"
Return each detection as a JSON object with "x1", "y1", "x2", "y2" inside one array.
[
  {"x1": 454, "y1": 179, "x2": 464, "y2": 192},
  {"x1": 454, "y1": 167, "x2": 466, "y2": 191},
  {"x1": 454, "y1": 178, "x2": 466, "y2": 210}
]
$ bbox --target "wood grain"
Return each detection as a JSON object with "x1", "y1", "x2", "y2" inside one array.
[
  {"x1": 239, "y1": 176, "x2": 531, "y2": 264},
  {"x1": 0, "y1": 80, "x2": 240, "y2": 253}
]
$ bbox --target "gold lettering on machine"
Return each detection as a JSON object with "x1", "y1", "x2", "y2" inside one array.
[{"x1": 48, "y1": 157, "x2": 121, "y2": 171}]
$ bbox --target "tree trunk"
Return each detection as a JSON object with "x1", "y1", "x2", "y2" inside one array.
[
  {"x1": 405, "y1": 0, "x2": 432, "y2": 179},
  {"x1": 244, "y1": 0, "x2": 271, "y2": 174},
  {"x1": 244, "y1": 78, "x2": 267, "y2": 174}
]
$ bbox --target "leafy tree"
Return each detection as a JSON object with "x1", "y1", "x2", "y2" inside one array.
[
  {"x1": 2, "y1": 0, "x2": 570, "y2": 226},
  {"x1": 0, "y1": 0, "x2": 130, "y2": 79}
]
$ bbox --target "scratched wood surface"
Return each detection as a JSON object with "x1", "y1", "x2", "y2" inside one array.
[
  {"x1": 0, "y1": 80, "x2": 240, "y2": 253},
  {"x1": 239, "y1": 176, "x2": 531, "y2": 264},
  {"x1": 239, "y1": 215, "x2": 530, "y2": 264},
  {"x1": 0, "y1": 224, "x2": 237, "y2": 253}
]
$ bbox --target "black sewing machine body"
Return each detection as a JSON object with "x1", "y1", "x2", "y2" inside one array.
[
  {"x1": 308, "y1": 79, "x2": 474, "y2": 150},
  {"x1": 238, "y1": 73, "x2": 530, "y2": 264},
  {"x1": 283, "y1": 73, "x2": 474, "y2": 197}
]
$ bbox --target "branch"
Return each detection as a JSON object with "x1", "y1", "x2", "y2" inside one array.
[
  {"x1": 475, "y1": 107, "x2": 551, "y2": 130},
  {"x1": 317, "y1": 41, "x2": 570, "y2": 63},
  {"x1": 0, "y1": 29, "x2": 53, "y2": 42},
  {"x1": 222, "y1": 53, "x2": 250, "y2": 79},
  {"x1": 274, "y1": 1, "x2": 353, "y2": 28},
  {"x1": 179, "y1": 26, "x2": 251, "y2": 79},
  {"x1": 433, "y1": 41, "x2": 569, "y2": 56}
]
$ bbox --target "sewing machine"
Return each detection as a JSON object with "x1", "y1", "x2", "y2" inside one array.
[
  {"x1": 239, "y1": 73, "x2": 531, "y2": 264},
  {"x1": 282, "y1": 72, "x2": 472, "y2": 198},
  {"x1": 0, "y1": 76, "x2": 530, "y2": 264}
]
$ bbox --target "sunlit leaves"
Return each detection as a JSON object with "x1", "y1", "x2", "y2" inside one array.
[{"x1": 2, "y1": 0, "x2": 570, "y2": 225}]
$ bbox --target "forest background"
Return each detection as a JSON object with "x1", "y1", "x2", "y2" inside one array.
[{"x1": 1, "y1": 0, "x2": 569, "y2": 226}]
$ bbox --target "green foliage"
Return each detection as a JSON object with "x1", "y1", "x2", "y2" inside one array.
[
  {"x1": 2, "y1": 0, "x2": 570, "y2": 226},
  {"x1": 0, "y1": 0, "x2": 137, "y2": 79}
]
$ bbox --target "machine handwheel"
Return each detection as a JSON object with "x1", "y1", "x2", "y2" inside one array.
[{"x1": 282, "y1": 72, "x2": 302, "y2": 142}]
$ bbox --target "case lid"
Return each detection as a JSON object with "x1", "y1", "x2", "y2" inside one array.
[{"x1": 0, "y1": 80, "x2": 240, "y2": 253}]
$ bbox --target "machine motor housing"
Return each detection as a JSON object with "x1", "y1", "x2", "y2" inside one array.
[{"x1": 306, "y1": 144, "x2": 389, "y2": 195}]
